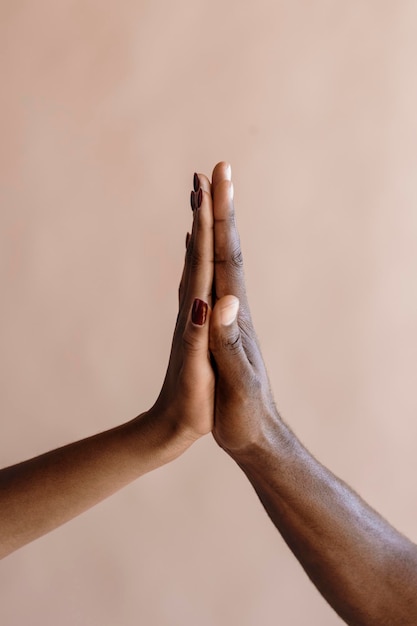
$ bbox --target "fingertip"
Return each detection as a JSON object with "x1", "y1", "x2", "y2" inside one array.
[
  {"x1": 212, "y1": 179, "x2": 235, "y2": 221},
  {"x1": 212, "y1": 161, "x2": 232, "y2": 187},
  {"x1": 196, "y1": 173, "x2": 212, "y2": 194}
]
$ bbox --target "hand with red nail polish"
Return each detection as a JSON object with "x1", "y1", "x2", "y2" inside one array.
[
  {"x1": 149, "y1": 171, "x2": 215, "y2": 447},
  {"x1": 0, "y1": 173, "x2": 215, "y2": 560},
  {"x1": 204, "y1": 162, "x2": 417, "y2": 625}
]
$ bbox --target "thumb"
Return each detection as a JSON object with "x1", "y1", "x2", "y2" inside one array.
[
  {"x1": 182, "y1": 298, "x2": 210, "y2": 359},
  {"x1": 209, "y1": 295, "x2": 249, "y2": 380}
]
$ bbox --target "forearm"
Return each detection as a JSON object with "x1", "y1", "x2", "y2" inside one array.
[
  {"x1": 0, "y1": 409, "x2": 192, "y2": 559},
  {"x1": 232, "y1": 412, "x2": 417, "y2": 626}
]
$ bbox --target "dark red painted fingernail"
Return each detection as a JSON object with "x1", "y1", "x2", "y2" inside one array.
[
  {"x1": 193, "y1": 172, "x2": 200, "y2": 192},
  {"x1": 192, "y1": 298, "x2": 208, "y2": 326},
  {"x1": 185, "y1": 232, "x2": 191, "y2": 248},
  {"x1": 190, "y1": 190, "x2": 196, "y2": 211},
  {"x1": 196, "y1": 187, "x2": 203, "y2": 209}
]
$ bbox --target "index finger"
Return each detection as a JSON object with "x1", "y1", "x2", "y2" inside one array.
[
  {"x1": 211, "y1": 162, "x2": 248, "y2": 306},
  {"x1": 179, "y1": 173, "x2": 214, "y2": 327}
]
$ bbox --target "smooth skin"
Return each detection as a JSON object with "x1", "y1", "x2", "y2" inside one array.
[
  {"x1": 207, "y1": 162, "x2": 417, "y2": 626},
  {"x1": 2, "y1": 162, "x2": 417, "y2": 625},
  {"x1": 0, "y1": 174, "x2": 214, "y2": 560}
]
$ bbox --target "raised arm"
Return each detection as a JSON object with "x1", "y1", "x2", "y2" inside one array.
[
  {"x1": 0, "y1": 174, "x2": 214, "y2": 559},
  {"x1": 207, "y1": 162, "x2": 417, "y2": 625}
]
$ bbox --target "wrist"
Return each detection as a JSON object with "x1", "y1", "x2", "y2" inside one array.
[
  {"x1": 226, "y1": 406, "x2": 292, "y2": 467},
  {"x1": 114, "y1": 408, "x2": 192, "y2": 474},
  {"x1": 140, "y1": 404, "x2": 201, "y2": 456}
]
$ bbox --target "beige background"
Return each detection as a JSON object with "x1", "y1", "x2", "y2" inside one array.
[{"x1": 1, "y1": 2, "x2": 417, "y2": 624}]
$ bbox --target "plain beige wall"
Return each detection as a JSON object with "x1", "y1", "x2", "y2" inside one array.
[{"x1": 1, "y1": 2, "x2": 417, "y2": 624}]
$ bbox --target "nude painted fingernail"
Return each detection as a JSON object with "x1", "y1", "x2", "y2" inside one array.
[
  {"x1": 192, "y1": 298, "x2": 208, "y2": 326},
  {"x1": 220, "y1": 297, "x2": 239, "y2": 326}
]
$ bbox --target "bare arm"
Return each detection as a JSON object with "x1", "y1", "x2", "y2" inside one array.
[
  {"x1": 208, "y1": 161, "x2": 417, "y2": 625},
  {"x1": 0, "y1": 411, "x2": 191, "y2": 559},
  {"x1": 0, "y1": 173, "x2": 214, "y2": 559}
]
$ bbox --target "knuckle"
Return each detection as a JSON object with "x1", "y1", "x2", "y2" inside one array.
[
  {"x1": 191, "y1": 252, "x2": 203, "y2": 272},
  {"x1": 214, "y1": 243, "x2": 244, "y2": 273},
  {"x1": 230, "y1": 246, "x2": 244, "y2": 271},
  {"x1": 182, "y1": 328, "x2": 200, "y2": 355},
  {"x1": 223, "y1": 332, "x2": 241, "y2": 354},
  {"x1": 238, "y1": 315, "x2": 253, "y2": 339},
  {"x1": 238, "y1": 314, "x2": 256, "y2": 347},
  {"x1": 186, "y1": 245, "x2": 204, "y2": 271},
  {"x1": 210, "y1": 325, "x2": 242, "y2": 357}
]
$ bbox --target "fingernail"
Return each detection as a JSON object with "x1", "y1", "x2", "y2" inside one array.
[
  {"x1": 220, "y1": 297, "x2": 239, "y2": 326},
  {"x1": 193, "y1": 172, "x2": 200, "y2": 192},
  {"x1": 192, "y1": 298, "x2": 208, "y2": 326},
  {"x1": 190, "y1": 190, "x2": 196, "y2": 211},
  {"x1": 190, "y1": 189, "x2": 202, "y2": 211},
  {"x1": 185, "y1": 232, "x2": 191, "y2": 248},
  {"x1": 196, "y1": 187, "x2": 203, "y2": 209}
]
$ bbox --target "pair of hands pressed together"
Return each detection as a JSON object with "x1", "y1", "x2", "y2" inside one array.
[
  {"x1": 152, "y1": 160, "x2": 274, "y2": 460},
  {"x1": 2, "y1": 162, "x2": 417, "y2": 625}
]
